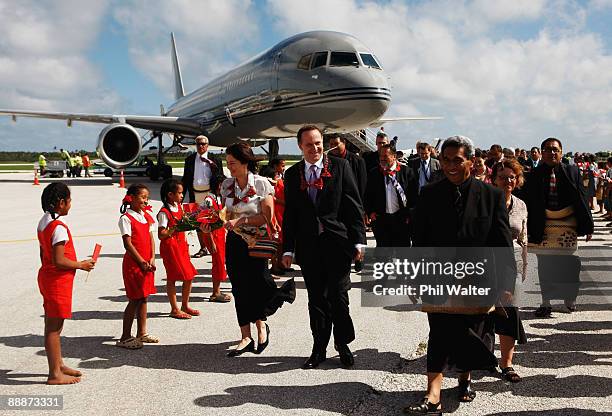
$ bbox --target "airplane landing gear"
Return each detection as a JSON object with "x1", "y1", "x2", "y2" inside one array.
[
  {"x1": 148, "y1": 131, "x2": 173, "y2": 180},
  {"x1": 268, "y1": 139, "x2": 279, "y2": 161}
]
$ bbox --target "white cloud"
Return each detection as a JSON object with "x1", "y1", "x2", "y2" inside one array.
[
  {"x1": 266, "y1": 0, "x2": 612, "y2": 151},
  {"x1": 0, "y1": 0, "x2": 125, "y2": 150},
  {"x1": 112, "y1": 0, "x2": 259, "y2": 99}
]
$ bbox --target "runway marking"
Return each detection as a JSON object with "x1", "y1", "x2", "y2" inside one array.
[{"x1": 0, "y1": 232, "x2": 120, "y2": 244}]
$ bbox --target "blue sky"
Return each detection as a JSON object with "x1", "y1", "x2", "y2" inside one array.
[{"x1": 1, "y1": 0, "x2": 612, "y2": 154}]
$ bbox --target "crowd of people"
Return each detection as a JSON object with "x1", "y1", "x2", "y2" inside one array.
[
  {"x1": 35, "y1": 127, "x2": 609, "y2": 415},
  {"x1": 38, "y1": 149, "x2": 93, "y2": 178}
]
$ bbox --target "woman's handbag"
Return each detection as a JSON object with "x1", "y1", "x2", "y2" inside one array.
[{"x1": 247, "y1": 215, "x2": 280, "y2": 259}]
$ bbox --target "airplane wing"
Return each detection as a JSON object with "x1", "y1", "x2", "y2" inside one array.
[
  {"x1": 0, "y1": 109, "x2": 202, "y2": 135},
  {"x1": 369, "y1": 116, "x2": 443, "y2": 128}
]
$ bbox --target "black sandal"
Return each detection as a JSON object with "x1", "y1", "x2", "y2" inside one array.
[
  {"x1": 403, "y1": 397, "x2": 442, "y2": 415},
  {"x1": 458, "y1": 379, "x2": 476, "y2": 402},
  {"x1": 501, "y1": 366, "x2": 522, "y2": 383},
  {"x1": 191, "y1": 248, "x2": 208, "y2": 258}
]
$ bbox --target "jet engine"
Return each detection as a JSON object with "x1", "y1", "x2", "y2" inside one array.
[{"x1": 97, "y1": 123, "x2": 142, "y2": 169}]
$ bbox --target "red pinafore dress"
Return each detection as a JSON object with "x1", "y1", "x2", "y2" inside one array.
[
  {"x1": 159, "y1": 205, "x2": 197, "y2": 281},
  {"x1": 37, "y1": 220, "x2": 77, "y2": 318},
  {"x1": 208, "y1": 196, "x2": 228, "y2": 282},
  {"x1": 122, "y1": 212, "x2": 157, "y2": 299}
]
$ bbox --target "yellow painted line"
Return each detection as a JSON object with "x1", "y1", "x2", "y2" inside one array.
[{"x1": 0, "y1": 232, "x2": 120, "y2": 244}]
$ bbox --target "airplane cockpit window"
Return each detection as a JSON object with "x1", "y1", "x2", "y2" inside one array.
[
  {"x1": 329, "y1": 52, "x2": 359, "y2": 67},
  {"x1": 311, "y1": 52, "x2": 328, "y2": 69},
  {"x1": 297, "y1": 54, "x2": 312, "y2": 70},
  {"x1": 360, "y1": 53, "x2": 381, "y2": 69}
]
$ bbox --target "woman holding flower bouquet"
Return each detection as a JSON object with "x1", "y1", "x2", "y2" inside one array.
[{"x1": 201, "y1": 142, "x2": 295, "y2": 357}]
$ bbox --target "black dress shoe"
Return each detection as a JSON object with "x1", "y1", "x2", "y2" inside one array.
[
  {"x1": 256, "y1": 323, "x2": 270, "y2": 354},
  {"x1": 335, "y1": 344, "x2": 354, "y2": 367},
  {"x1": 302, "y1": 352, "x2": 326, "y2": 369},
  {"x1": 227, "y1": 338, "x2": 255, "y2": 357}
]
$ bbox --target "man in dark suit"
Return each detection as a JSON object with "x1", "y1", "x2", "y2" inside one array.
[
  {"x1": 405, "y1": 136, "x2": 515, "y2": 415},
  {"x1": 520, "y1": 137, "x2": 593, "y2": 317},
  {"x1": 411, "y1": 142, "x2": 442, "y2": 193},
  {"x1": 365, "y1": 143, "x2": 418, "y2": 247},
  {"x1": 362, "y1": 130, "x2": 390, "y2": 172},
  {"x1": 328, "y1": 134, "x2": 367, "y2": 200},
  {"x1": 523, "y1": 146, "x2": 542, "y2": 172},
  {"x1": 282, "y1": 125, "x2": 366, "y2": 369},
  {"x1": 181, "y1": 135, "x2": 225, "y2": 258}
]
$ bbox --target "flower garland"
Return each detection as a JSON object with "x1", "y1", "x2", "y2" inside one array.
[{"x1": 300, "y1": 155, "x2": 332, "y2": 191}]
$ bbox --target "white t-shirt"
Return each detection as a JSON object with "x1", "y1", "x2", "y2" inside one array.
[
  {"x1": 157, "y1": 204, "x2": 179, "y2": 229},
  {"x1": 37, "y1": 212, "x2": 69, "y2": 246},
  {"x1": 119, "y1": 208, "x2": 157, "y2": 236}
]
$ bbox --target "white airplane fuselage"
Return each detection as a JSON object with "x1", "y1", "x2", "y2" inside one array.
[{"x1": 165, "y1": 31, "x2": 390, "y2": 145}]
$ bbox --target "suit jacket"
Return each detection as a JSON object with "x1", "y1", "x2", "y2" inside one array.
[
  {"x1": 362, "y1": 150, "x2": 380, "y2": 173},
  {"x1": 411, "y1": 157, "x2": 443, "y2": 187},
  {"x1": 524, "y1": 158, "x2": 541, "y2": 170},
  {"x1": 364, "y1": 164, "x2": 418, "y2": 219},
  {"x1": 520, "y1": 163, "x2": 593, "y2": 244},
  {"x1": 340, "y1": 150, "x2": 367, "y2": 200},
  {"x1": 413, "y1": 177, "x2": 516, "y2": 302},
  {"x1": 181, "y1": 152, "x2": 225, "y2": 203},
  {"x1": 282, "y1": 156, "x2": 366, "y2": 265}
]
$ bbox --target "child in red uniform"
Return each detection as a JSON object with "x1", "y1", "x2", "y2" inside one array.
[
  {"x1": 158, "y1": 179, "x2": 198, "y2": 319},
  {"x1": 203, "y1": 183, "x2": 230, "y2": 302},
  {"x1": 117, "y1": 184, "x2": 158, "y2": 349},
  {"x1": 37, "y1": 183, "x2": 95, "y2": 384}
]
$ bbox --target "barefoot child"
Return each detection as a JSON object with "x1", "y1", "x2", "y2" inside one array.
[
  {"x1": 206, "y1": 184, "x2": 230, "y2": 303},
  {"x1": 37, "y1": 183, "x2": 95, "y2": 384},
  {"x1": 117, "y1": 184, "x2": 158, "y2": 349},
  {"x1": 158, "y1": 179, "x2": 199, "y2": 319}
]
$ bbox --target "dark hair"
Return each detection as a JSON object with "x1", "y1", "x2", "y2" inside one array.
[
  {"x1": 160, "y1": 179, "x2": 183, "y2": 211},
  {"x1": 530, "y1": 146, "x2": 540, "y2": 153},
  {"x1": 607, "y1": 157, "x2": 612, "y2": 165},
  {"x1": 442, "y1": 136, "x2": 474, "y2": 159},
  {"x1": 417, "y1": 142, "x2": 431, "y2": 151},
  {"x1": 379, "y1": 143, "x2": 397, "y2": 155},
  {"x1": 225, "y1": 142, "x2": 258, "y2": 173},
  {"x1": 297, "y1": 124, "x2": 323, "y2": 144},
  {"x1": 541, "y1": 137, "x2": 562, "y2": 150},
  {"x1": 120, "y1": 183, "x2": 150, "y2": 214},
  {"x1": 327, "y1": 133, "x2": 345, "y2": 143},
  {"x1": 269, "y1": 158, "x2": 285, "y2": 169},
  {"x1": 490, "y1": 144, "x2": 502, "y2": 152},
  {"x1": 41, "y1": 182, "x2": 71, "y2": 219},
  {"x1": 491, "y1": 159, "x2": 525, "y2": 188},
  {"x1": 259, "y1": 164, "x2": 276, "y2": 179},
  {"x1": 474, "y1": 148, "x2": 486, "y2": 158}
]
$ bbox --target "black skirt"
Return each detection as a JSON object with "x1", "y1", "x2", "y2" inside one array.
[
  {"x1": 494, "y1": 307, "x2": 527, "y2": 344},
  {"x1": 426, "y1": 312, "x2": 497, "y2": 373},
  {"x1": 225, "y1": 231, "x2": 295, "y2": 327}
]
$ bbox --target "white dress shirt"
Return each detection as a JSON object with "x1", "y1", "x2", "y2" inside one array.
[
  {"x1": 418, "y1": 157, "x2": 431, "y2": 190},
  {"x1": 385, "y1": 162, "x2": 401, "y2": 214},
  {"x1": 194, "y1": 151, "x2": 213, "y2": 190}
]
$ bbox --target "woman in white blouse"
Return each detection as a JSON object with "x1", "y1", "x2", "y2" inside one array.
[
  {"x1": 202, "y1": 142, "x2": 295, "y2": 356},
  {"x1": 492, "y1": 159, "x2": 528, "y2": 383}
]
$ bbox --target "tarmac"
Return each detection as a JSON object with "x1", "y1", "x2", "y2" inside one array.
[{"x1": 0, "y1": 171, "x2": 610, "y2": 415}]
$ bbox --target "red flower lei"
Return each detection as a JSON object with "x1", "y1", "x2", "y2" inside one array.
[
  {"x1": 379, "y1": 163, "x2": 400, "y2": 177},
  {"x1": 300, "y1": 155, "x2": 332, "y2": 191}
]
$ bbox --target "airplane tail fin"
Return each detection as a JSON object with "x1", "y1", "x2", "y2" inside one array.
[{"x1": 170, "y1": 32, "x2": 185, "y2": 100}]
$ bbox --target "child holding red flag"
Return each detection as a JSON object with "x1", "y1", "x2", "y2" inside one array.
[
  {"x1": 37, "y1": 183, "x2": 95, "y2": 384},
  {"x1": 117, "y1": 184, "x2": 158, "y2": 349},
  {"x1": 158, "y1": 179, "x2": 199, "y2": 319}
]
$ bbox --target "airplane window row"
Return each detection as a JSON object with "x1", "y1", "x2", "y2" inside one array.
[{"x1": 297, "y1": 52, "x2": 381, "y2": 70}]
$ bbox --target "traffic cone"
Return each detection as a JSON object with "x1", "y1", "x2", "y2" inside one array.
[
  {"x1": 119, "y1": 170, "x2": 125, "y2": 188},
  {"x1": 33, "y1": 169, "x2": 40, "y2": 186}
]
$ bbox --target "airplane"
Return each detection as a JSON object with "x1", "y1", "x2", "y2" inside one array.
[{"x1": 0, "y1": 30, "x2": 440, "y2": 180}]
